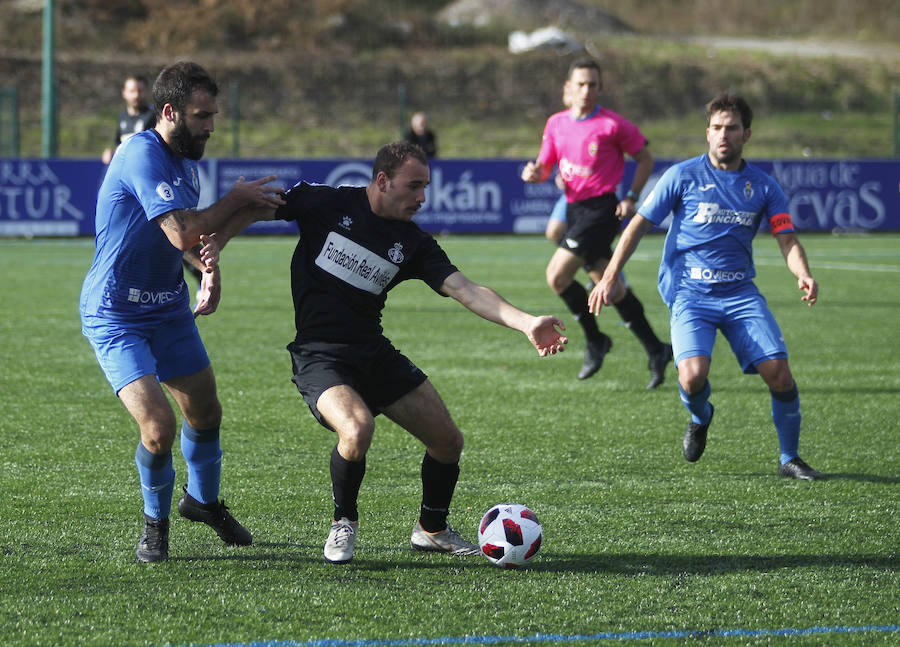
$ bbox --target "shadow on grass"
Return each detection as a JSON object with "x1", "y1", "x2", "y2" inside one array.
[
  {"x1": 688, "y1": 385, "x2": 900, "y2": 395},
  {"x1": 165, "y1": 550, "x2": 900, "y2": 575},
  {"x1": 736, "y1": 471, "x2": 900, "y2": 484},
  {"x1": 818, "y1": 472, "x2": 900, "y2": 484},
  {"x1": 168, "y1": 543, "x2": 494, "y2": 570},
  {"x1": 168, "y1": 541, "x2": 320, "y2": 564},
  {"x1": 127, "y1": 546, "x2": 900, "y2": 577},
  {"x1": 530, "y1": 552, "x2": 900, "y2": 574}
]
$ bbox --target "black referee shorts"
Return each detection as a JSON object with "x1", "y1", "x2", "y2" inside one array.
[
  {"x1": 287, "y1": 338, "x2": 428, "y2": 431},
  {"x1": 560, "y1": 193, "x2": 621, "y2": 268}
]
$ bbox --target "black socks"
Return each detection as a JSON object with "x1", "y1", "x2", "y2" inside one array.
[
  {"x1": 614, "y1": 289, "x2": 663, "y2": 355},
  {"x1": 559, "y1": 281, "x2": 604, "y2": 343},
  {"x1": 419, "y1": 452, "x2": 460, "y2": 532},
  {"x1": 330, "y1": 445, "x2": 365, "y2": 522}
]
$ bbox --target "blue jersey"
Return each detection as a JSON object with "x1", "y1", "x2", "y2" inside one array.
[
  {"x1": 80, "y1": 130, "x2": 200, "y2": 324},
  {"x1": 639, "y1": 154, "x2": 794, "y2": 306}
]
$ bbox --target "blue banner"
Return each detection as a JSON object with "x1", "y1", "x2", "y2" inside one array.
[{"x1": 1, "y1": 157, "x2": 898, "y2": 236}]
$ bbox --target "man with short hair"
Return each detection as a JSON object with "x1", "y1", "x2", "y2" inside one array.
[
  {"x1": 589, "y1": 93, "x2": 823, "y2": 480},
  {"x1": 80, "y1": 61, "x2": 286, "y2": 562},
  {"x1": 102, "y1": 74, "x2": 156, "y2": 165},
  {"x1": 404, "y1": 111, "x2": 437, "y2": 158},
  {"x1": 522, "y1": 58, "x2": 672, "y2": 388},
  {"x1": 217, "y1": 141, "x2": 568, "y2": 564}
]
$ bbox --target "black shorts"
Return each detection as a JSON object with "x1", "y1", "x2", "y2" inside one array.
[
  {"x1": 560, "y1": 193, "x2": 621, "y2": 267},
  {"x1": 287, "y1": 338, "x2": 428, "y2": 431}
]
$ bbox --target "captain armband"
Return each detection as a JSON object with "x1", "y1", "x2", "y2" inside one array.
[{"x1": 769, "y1": 212, "x2": 794, "y2": 235}]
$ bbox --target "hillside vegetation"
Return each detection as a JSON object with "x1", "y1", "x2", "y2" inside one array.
[{"x1": 1, "y1": 0, "x2": 898, "y2": 159}]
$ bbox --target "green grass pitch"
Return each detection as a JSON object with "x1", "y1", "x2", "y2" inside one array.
[{"x1": 0, "y1": 233, "x2": 898, "y2": 646}]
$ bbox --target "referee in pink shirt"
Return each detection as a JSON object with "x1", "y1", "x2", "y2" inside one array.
[{"x1": 522, "y1": 58, "x2": 672, "y2": 388}]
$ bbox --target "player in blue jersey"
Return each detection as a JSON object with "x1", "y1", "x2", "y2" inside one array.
[
  {"x1": 589, "y1": 93, "x2": 823, "y2": 480},
  {"x1": 80, "y1": 61, "x2": 286, "y2": 562}
]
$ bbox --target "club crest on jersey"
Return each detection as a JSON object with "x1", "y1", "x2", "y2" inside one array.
[
  {"x1": 744, "y1": 181, "x2": 754, "y2": 200},
  {"x1": 588, "y1": 141, "x2": 598, "y2": 156},
  {"x1": 339, "y1": 215, "x2": 353, "y2": 230},
  {"x1": 387, "y1": 242, "x2": 404, "y2": 264}
]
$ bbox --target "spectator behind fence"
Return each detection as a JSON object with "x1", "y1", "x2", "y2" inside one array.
[{"x1": 404, "y1": 111, "x2": 437, "y2": 158}]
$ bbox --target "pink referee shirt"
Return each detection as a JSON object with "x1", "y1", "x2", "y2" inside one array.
[{"x1": 538, "y1": 106, "x2": 647, "y2": 203}]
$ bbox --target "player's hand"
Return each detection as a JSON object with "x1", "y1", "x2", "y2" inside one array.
[
  {"x1": 588, "y1": 276, "x2": 615, "y2": 315},
  {"x1": 798, "y1": 275, "x2": 818, "y2": 306},
  {"x1": 614, "y1": 197, "x2": 636, "y2": 221},
  {"x1": 193, "y1": 265, "x2": 221, "y2": 317},
  {"x1": 199, "y1": 233, "x2": 219, "y2": 271},
  {"x1": 528, "y1": 316, "x2": 568, "y2": 356},
  {"x1": 233, "y1": 175, "x2": 286, "y2": 209},
  {"x1": 521, "y1": 161, "x2": 542, "y2": 183}
]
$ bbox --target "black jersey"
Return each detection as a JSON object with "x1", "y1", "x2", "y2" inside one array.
[
  {"x1": 276, "y1": 182, "x2": 458, "y2": 344},
  {"x1": 403, "y1": 129, "x2": 437, "y2": 158},
  {"x1": 115, "y1": 107, "x2": 156, "y2": 146}
]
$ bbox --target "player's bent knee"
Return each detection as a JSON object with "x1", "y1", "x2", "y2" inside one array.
[
  {"x1": 759, "y1": 359, "x2": 794, "y2": 392},
  {"x1": 546, "y1": 272, "x2": 570, "y2": 295},
  {"x1": 679, "y1": 372, "x2": 708, "y2": 394},
  {"x1": 183, "y1": 400, "x2": 222, "y2": 431},
  {"x1": 428, "y1": 428, "x2": 464, "y2": 463},
  {"x1": 336, "y1": 421, "x2": 375, "y2": 461},
  {"x1": 140, "y1": 423, "x2": 177, "y2": 454}
]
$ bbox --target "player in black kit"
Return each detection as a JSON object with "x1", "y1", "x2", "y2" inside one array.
[{"x1": 217, "y1": 141, "x2": 568, "y2": 563}]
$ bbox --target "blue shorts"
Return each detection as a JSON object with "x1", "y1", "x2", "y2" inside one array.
[
  {"x1": 549, "y1": 194, "x2": 567, "y2": 222},
  {"x1": 82, "y1": 310, "x2": 210, "y2": 394},
  {"x1": 669, "y1": 284, "x2": 787, "y2": 375}
]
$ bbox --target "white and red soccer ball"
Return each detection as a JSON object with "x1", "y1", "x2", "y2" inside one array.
[{"x1": 477, "y1": 503, "x2": 542, "y2": 568}]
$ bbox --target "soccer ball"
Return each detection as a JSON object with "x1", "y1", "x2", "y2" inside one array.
[{"x1": 477, "y1": 503, "x2": 543, "y2": 568}]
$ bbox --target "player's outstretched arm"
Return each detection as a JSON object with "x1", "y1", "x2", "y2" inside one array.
[
  {"x1": 157, "y1": 175, "x2": 285, "y2": 251},
  {"x1": 776, "y1": 232, "x2": 818, "y2": 306},
  {"x1": 589, "y1": 215, "x2": 653, "y2": 315},
  {"x1": 440, "y1": 271, "x2": 568, "y2": 356},
  {"x1": 212, "y1": 204, "x2": 280, "y2": 250}
]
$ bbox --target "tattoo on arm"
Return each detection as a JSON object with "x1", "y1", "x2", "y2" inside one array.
[{"x1": 159, "y1": 209, "x2": 195, "y2": 233}]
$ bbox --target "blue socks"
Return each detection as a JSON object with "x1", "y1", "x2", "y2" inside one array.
[
  {"x1": 135, "y1": 443, "x2": 175, "y2": 520},
  {"x1": 678, "y1": 379, "x2": 802, "y2": 464},
  {"x1": 771, "y1": 384, "x2": 801, "y2": 465},
  {"x1": 679, "y1": 380, "x2": 712, "y2": 425},
  {"x1": 180, "y1": 421, "x2": 222, "y2": 505}
]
